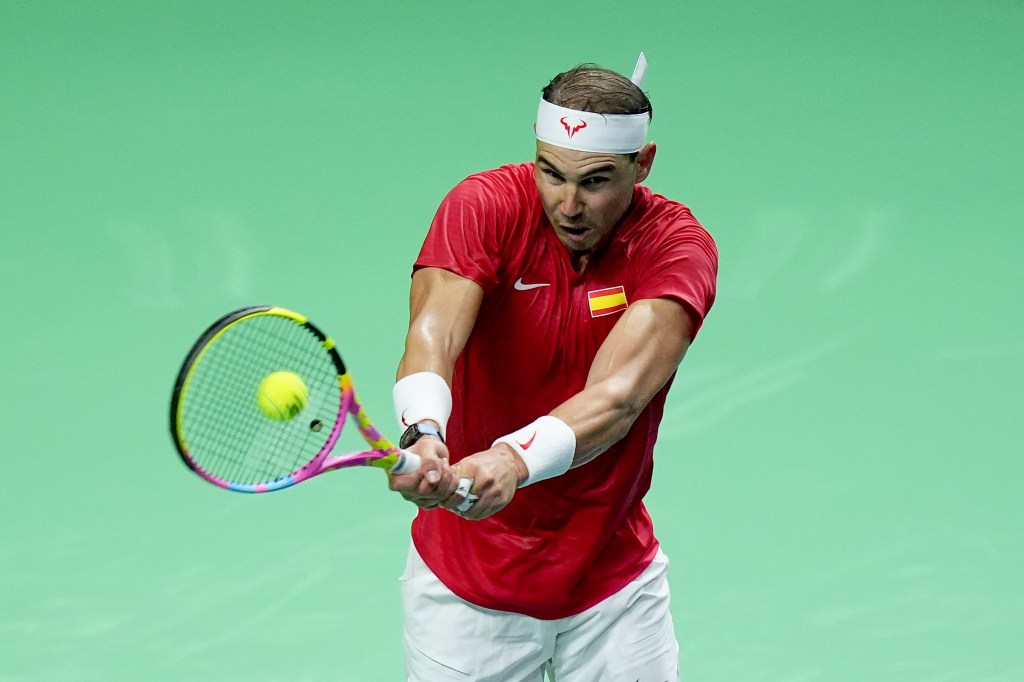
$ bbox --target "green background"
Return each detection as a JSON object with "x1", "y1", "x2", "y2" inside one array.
[{"x1": 2, "y1": 1, "x2": 1022, "y2": 680}]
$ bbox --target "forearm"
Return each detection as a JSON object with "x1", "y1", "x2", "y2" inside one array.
[
  {"x1": 397, "y1": 268, "x2": 482, "y2": 383},
  {"x1": 447, "y1": 298, "x2": 693, "y2": 505},
  {"x1": 551, "y1": 375, "x2": 648, "y2": 466},
  {"x1": 550, "y1": 298, "x2": 693, "y2": 468},
  {"x1": 389, "y1": 269, "x2": 483, "y2": 508},
  {"x1": 397, "y1": 325, "x2": 459, "y2": 383},
  {"x1": 457, "y1": 379, "x2": 653, "y2": 517}
]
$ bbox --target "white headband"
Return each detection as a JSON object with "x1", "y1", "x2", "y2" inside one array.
[{"x1": 535, "y1": 52, "x2": 650, "y2": 154}]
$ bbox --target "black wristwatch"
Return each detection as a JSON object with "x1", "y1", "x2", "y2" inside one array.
[{"x1": 399, "y1": 422, "x2": 444, "y2": 449}]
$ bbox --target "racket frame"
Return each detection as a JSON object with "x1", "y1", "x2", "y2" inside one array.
[{"x1": 170, "y1": 305, "x2": 416, "y2": 493}]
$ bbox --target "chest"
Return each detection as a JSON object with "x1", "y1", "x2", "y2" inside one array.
[{"x1": 471, "y1": 225, "x2": 638, "y2": 378}]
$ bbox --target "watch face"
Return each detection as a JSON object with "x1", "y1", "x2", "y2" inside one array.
[
  {"x1": 399, "y1": 423, "x2": 441, "y2": 449},
  {"x1": 399, "y1": 424, "x2": 419, "y2": 449}
]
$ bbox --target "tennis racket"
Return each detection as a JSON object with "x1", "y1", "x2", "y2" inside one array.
[{"x1": 170, "y1": 305, "x2": 420, "y2": 493}]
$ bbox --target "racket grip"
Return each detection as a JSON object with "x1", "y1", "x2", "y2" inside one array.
[{"x1": 391, "y1": 449, "x2": 422, "y2": 475}]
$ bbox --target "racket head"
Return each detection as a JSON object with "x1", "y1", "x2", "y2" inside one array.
[{"x1": 170, "y1": 306, "x2": 353, "y2": 492}]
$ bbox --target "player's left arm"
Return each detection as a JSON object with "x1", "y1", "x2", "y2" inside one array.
[
  {"x1": 552, "y1": 296, "x2": 695, "y2": 466},
  {"x1": 448, "y1": 297, "x2": 694, "y2": 518}
]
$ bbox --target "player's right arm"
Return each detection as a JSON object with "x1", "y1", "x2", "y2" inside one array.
[
  {"x1": 397, "y1": 267, "x2": 483, "y2": 382},
  {"x1": 389, "y1": 267, "x2": 484, "y2": 507}
]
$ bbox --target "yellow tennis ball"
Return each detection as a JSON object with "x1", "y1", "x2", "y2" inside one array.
[{"x1": 256, "y1": 371, "x2": 309, "y2": 421}]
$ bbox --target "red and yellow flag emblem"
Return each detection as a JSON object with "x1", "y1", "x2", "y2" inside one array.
[{"x1": 588, "y1": 286, "x2": 628, "y2": 317}]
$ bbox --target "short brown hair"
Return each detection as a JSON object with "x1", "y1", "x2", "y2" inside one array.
[{"x1": 541, "y1": 64, "x2": 653, "y2": 121}]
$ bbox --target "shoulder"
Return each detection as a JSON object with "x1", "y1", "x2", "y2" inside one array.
[
  {"x1": 451, "y1": 162, "x2": 537, "y2": 200},
  {"x1": 622, "y1": 186, "x2": 717, "y2": 262},
  {"x1": 434, "y1": 163, "x2": 542, "y2": 240},
  {"x1": 423, "y1": 163, "x2": 544, "y2": 274}
]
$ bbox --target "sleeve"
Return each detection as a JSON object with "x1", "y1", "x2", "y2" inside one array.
[
  {"x1": 633, "y1": 218, "x2": 718, "y2": 339},
  {"x1": 414, "y1": 169, "x2": 523, "y2": 292}
]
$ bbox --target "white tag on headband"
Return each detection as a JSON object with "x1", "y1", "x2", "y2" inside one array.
[
  {"x1": 535, "y1": 100, "x2": 649, "y2": 154},
  {"x1": 631, "y1": 52, "x2": 648, "y2": 88}
]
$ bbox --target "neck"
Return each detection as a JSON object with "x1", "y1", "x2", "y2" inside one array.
[{"x1": 570, "y1": 251, "x2": 591, "y2": 273}]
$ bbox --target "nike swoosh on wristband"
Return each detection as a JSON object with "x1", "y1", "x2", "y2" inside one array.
[
  {"x1": 517, "y1": 432, "x2": 537, "y2": 450},
  {"x1": 401, "y1": 410, "x2": 411, "y2": 427},
  {"x1": 514, "y1": 277, "x2": 550, "y2": 291}
]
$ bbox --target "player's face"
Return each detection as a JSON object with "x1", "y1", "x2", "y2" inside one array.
[{"x1": 535, "y1": 141, "x2": 655, "y2": 256}]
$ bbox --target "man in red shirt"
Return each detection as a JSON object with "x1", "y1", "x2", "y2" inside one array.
[{"x1": 390, "y1": 55, "x2": 717, "y2": 681}]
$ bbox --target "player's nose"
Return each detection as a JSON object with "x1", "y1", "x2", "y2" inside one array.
[{"x1": 558, "y1": 185, "x2": 583, "y2": 217}]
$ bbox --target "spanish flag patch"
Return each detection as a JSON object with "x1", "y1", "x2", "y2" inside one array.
[{"x1": 588, "y1": 286, "x2": 628, "y2": 317}]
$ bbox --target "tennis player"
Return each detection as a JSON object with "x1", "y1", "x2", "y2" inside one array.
[{"x1": 389, "y1": 55, "x2": 718, "y2": 681}]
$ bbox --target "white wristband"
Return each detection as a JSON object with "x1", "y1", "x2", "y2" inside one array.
[
  {"x1": 493, "y1": 416, "x2": 576, "y2": 487},
  {"x1": 393, "y1": 372, "x2": 452, "y2": 438}
]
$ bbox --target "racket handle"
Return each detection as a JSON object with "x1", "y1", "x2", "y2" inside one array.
[{"x1": 391, "y1": 450, "x2": 421, "y2": 475}]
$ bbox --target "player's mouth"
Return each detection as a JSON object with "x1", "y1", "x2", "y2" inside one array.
[{"x1": 559, "y1": 224, "x2": 590, "y2": 243}]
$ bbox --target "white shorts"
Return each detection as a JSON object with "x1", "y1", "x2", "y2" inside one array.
[{"x1": 400, "y1": 543, "x2": 680, "y2": 682}]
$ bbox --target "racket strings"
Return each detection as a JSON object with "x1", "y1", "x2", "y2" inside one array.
[{"x1": 179, "y1": 314, "x2": 343, "y2": 485}]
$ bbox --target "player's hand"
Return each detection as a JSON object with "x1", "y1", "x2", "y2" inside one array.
[
  {"x1": 388, "y1": 437, "x2": 459, "y2": 509},
  {"x1": 442, "y1": 443, "x2": 527, "y2": 520}
]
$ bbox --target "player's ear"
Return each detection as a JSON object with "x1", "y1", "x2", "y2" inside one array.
[{"x1": 634, "y1": 142, "x2": 656, "y2": 183}]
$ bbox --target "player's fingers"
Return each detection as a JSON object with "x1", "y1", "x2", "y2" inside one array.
[
  {"x1": 442, "y1": 472, "x2": 485, "y2": 519},
  {"x1": 410, "y1": 440, "x2": 451, "y2": 485},
  {"x1": 439, "y1": 465, "x2": 469, "y2": 510},
  {"x1": 431, "y1": 464, "x2": 454, "y2": 500},
  {"x1": 459, "y1": 488, "x2": 494, "y2": 520},
  {"x1": 435, "y1": 468, "x2": 460, "y2": 498},
  {"x1": 453, "y1": 475, "x2": 514, "y2": 520},
  {"x1": 390, "y1": 441, "x2": 445, "y2": 492},
  {"x1": 423, "y1": 465, "x2": 441, "y2": 485},
  {"x1": 398, "y1": 465, "x2": 454, "y2": 509},
  {"x1": 415, "y1": 461, "x2": 450, "y2": 494},
  {"x1": 387, "y1": 470, "x2": 413, "y2": 492}
]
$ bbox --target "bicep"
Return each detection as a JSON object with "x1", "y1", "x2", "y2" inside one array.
[{"x1": 398, "y1": 267, "x2": 484, "y2": 382}]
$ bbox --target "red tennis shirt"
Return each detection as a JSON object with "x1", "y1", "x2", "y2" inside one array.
[{"x1": 410, "y1": 162, "x2": 717, "y2": 619}]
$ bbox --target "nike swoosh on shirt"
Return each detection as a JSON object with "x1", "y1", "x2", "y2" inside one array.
[{"x1": 513, "y1": 277, "x2": 550, "y2": 291}]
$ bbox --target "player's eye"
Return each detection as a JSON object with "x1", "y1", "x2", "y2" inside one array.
[
  {"x1": 582, "y1": 176, "x2": 608, "y2": 188},
  {"x1": 543, "y1": 169, "x2": 565, "y2": 183}
]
